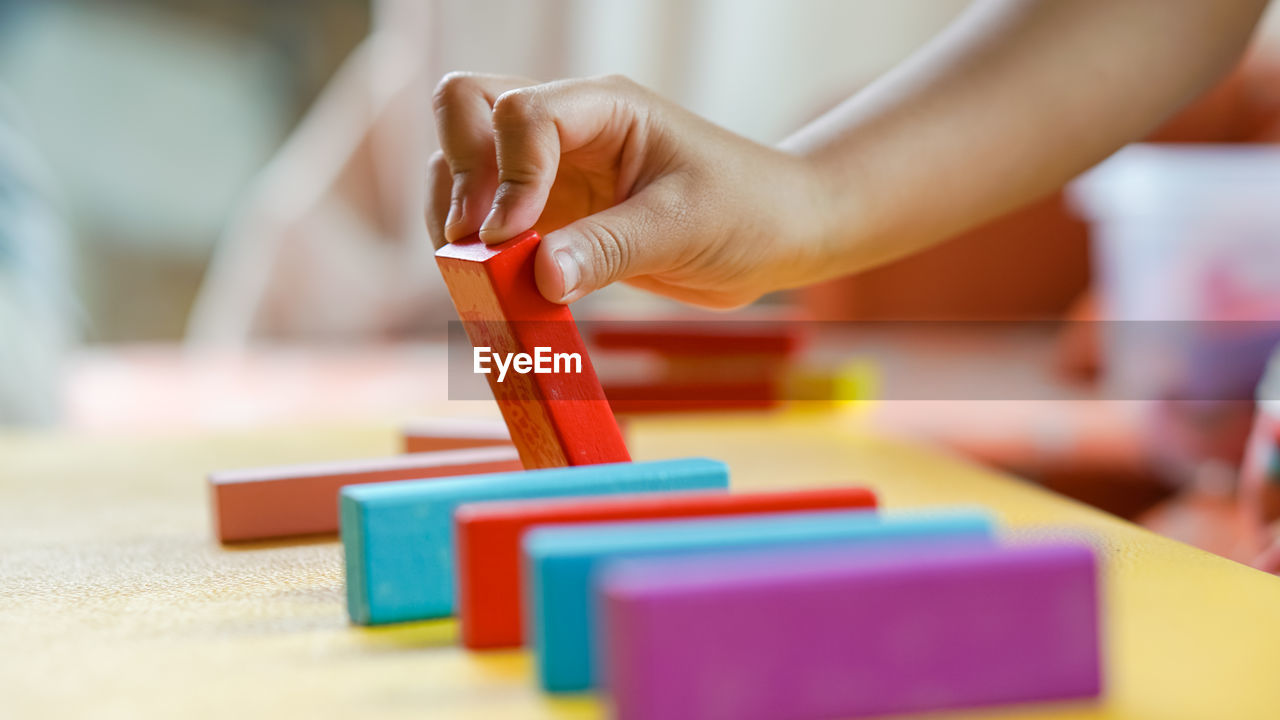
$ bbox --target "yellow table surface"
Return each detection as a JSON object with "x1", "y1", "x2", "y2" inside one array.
[{"x1": 3, "y1": 413, "x2": 1279, "y2": 720}]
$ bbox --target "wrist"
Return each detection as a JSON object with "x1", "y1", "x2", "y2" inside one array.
[{"x1": 771, "y1": 147, "x2": 884, "y2": 291}]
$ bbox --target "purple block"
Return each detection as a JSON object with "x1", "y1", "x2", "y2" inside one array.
[{"x1": 598, "y1": 542, "x2": 1101, "y2": 720}]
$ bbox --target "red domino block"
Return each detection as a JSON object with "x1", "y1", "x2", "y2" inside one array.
[
  {"x1": 660, "y1": 354, "x2": 789, "y2": 383},
  {"x1": 453, "y1": 486, "x2": 877, "y2": 649},
  {"x1": 401, "y1": 417, "x2": 513, "y2": 454},
  {"x1": 436, "y1": 231, "x2": 630, "y2": 469},
  {"x1": 589, "y1": 318, "x2": 805, "y2": 358},
  {"x1": 209, "y1": 446, "x2": 522, "y2": 543},
  {"x1": 604, "y1": 380, "x2": 780, "y2": 414}
]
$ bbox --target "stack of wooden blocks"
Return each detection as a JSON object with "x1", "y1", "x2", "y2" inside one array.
[{"x1": 207, "y1": 231, "x2": 1102, "y2": 719}]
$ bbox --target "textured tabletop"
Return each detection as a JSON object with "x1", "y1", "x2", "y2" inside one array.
[{"x1": 3, "y1": 413, "x2": 1279, "y2": 719}]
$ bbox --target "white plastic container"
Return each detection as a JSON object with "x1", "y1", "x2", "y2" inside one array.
[
  {"x1": 1071, "y1": 144, "x2": 1280, "y2": 402},
  {"x1": 1070, "y1": 144, "x2": 1280, "y2": 479}
]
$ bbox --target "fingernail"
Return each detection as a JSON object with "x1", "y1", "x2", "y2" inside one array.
[
  {"x1": 444, "y1": 198, "x2": 463, "y2": 233},
  {"x1": 479, "y1": 203, "x2": 503, "y2": 236},
  {"x1": 553, "y1": 249, "x2": 580, "y2": 301}
]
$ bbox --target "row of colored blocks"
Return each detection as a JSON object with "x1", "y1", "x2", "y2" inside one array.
[{"x1": 208, "y1": 424, "x2": 1101, "y2": 719}]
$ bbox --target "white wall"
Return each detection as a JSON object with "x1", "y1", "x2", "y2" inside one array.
[{"x1": 565, "y1": 0, "x2": 971, "y2": 143}]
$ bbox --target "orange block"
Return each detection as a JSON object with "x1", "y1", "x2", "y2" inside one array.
[
  {"x1": 401, "y1": 417, "x2": 512, "y2": 454},
  {"x1": 454, "y1": 486, "x2": 878, "y2": 649},
  {"x1": 210, "y1": 446, "x2": 522, "y2": 543}
]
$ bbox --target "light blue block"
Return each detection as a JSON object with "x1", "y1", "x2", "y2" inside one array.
[
  {"x1": 523, "y1": 508, "x2": 996, "y2": 693},
  {"x1": 341, "y1": 457, "x2": 729, "y2": 625}
]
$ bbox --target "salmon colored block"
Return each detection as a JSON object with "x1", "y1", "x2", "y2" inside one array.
[
  {"x1": 401, "y1": 417, "x2": 513, "y2": 454},
  {"x1": 209, "y1": 446, "x2": 522, "y2": 543},
  {"x1": 453, "y1": 486, "x2": 877, "y2": 649},
  {"x1": 436, "y1": 231, "x2": 629, "y2": 469}
]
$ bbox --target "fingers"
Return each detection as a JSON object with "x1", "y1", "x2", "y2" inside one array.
[
  {"x1": 427, "y1": 71, "x2": 808, "y2": 309},
  {"x1": 425, "y1": 151, "x2": 451, "y2": 249},
  {"x1": 534, "y1": 182, "x2": 690, "y2": 304},
  {"x1": 481, "y1": 75, "x2": 645, "y2": 244},
  {"x1": 433, "y1": 72, "x2": 709, "y2": 304},
  {"x1": 431, "y1": 72, "x2": 529, "y2": 242}
]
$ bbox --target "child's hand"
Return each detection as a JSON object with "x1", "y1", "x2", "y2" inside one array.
[
  {"x1": 427, "y1": 2, "x2": 1268, "y2": 308},
  {"x1": 426, "y1": 73, "x2": 835, "y2": 308}
]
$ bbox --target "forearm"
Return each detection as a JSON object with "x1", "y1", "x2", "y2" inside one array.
[{"x1": 785, "y1": 0, "x2": 1269, "y2": 278}]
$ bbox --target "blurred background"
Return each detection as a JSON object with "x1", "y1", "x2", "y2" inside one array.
[
  {"x1": 5, "y1": 0, "x2": 1280, "y2": 562},
  {"x1": 0, "y1": 0, "x2": 365, "y2": 342},
  {"x1": 0, "y1": 0, "x2": 982, "y2": 349}
]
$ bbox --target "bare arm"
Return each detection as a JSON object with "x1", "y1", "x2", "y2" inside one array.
[
  {"x1": 429, "y1": 0, "x2": 1271, "y2": 306},
  {"x1": 786, "y1": 0, "x2": 1271, "y2": 277}
]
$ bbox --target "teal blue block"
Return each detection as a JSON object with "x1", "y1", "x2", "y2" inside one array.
[
  {"x1": 523, "y1": 508, "x2": 996, "y2": 693},
  {"x1": 341, "y1": 458, "x2": 729, "y2": 625}
]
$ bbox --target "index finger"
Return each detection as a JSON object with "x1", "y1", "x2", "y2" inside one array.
[{"x1": 431, "y1": 72, "x2": 532, "y2": 242}]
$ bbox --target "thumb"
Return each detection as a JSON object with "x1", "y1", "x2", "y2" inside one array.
[{"x1": 534, "y1": 189, "x2": 686, "y2": 303}]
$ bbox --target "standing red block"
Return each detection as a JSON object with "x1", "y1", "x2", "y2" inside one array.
[
  {"x1": 401, "y1": 417, "x2": 512, "y2": 454},
  {"x1": 453, "y1": 486, "x2": 877, "y2": 649},
  {"x1": 209, "y1": 446, "x2": 522, "y2": 543},
  {"x1": 436, "y1": 231, "x2": 630, "y2": 469}
]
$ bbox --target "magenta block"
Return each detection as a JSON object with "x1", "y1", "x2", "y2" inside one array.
[{"x1": 598, "y1": 542, "x2": 1101, "y2": 720}]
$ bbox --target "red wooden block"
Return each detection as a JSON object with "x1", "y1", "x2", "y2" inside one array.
[
  {"x1": 453, "y1": 486, "x2": 878, "y2": 649},
  {"x1": 209, "y1": 446, "x2": 522, "y2": 543},
  {"x1": 436, "y1": 231, "x2": 630, "y2": 469},
  {"x1": 401, "y1": 417, "x2": 513, "y2": 454},
  {"x1": 589, "y1": 318, "x2": 805, "y2": 357},
  {"x1": 604, "y1": 380, "x2": 781, "y2": 414},
  {"x1": 660, "y1": 353, "x2": 790, "y2": 383}
]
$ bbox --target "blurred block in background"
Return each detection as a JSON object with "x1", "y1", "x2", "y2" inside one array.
[{"x1": 0, "y1": 0, "x2": 366, "y2": 341}]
